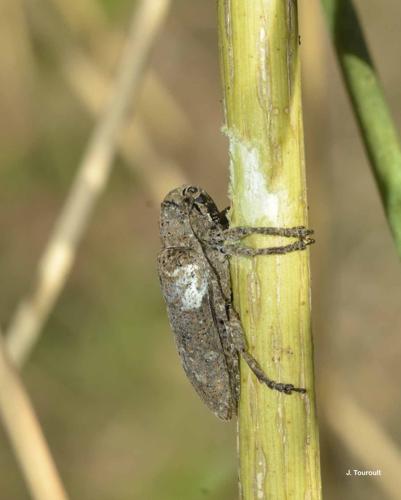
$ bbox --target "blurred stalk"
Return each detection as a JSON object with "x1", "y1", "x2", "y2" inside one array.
[
  {"x1": 0, "y1": 334, "x2": 69, "y2": 500},
  {"x1": 321, "y1": 0, "x2": 401, "y2": 256},
  {"x1": 218, "y1": 1, "x2": 321, "y2": 498},
  {"x1": 5, "y1": 0, "x2": 170, "y2": 366}
]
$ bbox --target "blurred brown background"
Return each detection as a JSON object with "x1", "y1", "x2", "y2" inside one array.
[{"x1": 0, "y1": 0, "x2": 400, "y2": 499}]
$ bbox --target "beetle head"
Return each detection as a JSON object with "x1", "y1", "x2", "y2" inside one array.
[{"x1": 160, "y1": 185, "x2": 224, "y2": 246}]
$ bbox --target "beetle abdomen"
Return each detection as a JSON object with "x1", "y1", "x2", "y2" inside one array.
[{"x1": 158, "y1": 247, "x2": 235, "y2": 420}]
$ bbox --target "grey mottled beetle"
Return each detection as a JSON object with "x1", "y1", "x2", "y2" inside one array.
[{"x1": 158, "y1": 185, "x2": 314, "y2": 420}]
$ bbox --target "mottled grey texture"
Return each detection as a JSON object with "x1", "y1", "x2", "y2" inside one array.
[{"x1": 158, "y1": 186, "x2": 311, "y2": 420}]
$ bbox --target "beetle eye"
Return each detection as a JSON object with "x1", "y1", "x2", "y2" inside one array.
[{"x1": 183, "y1": 186, "x2": 200, "y2": 197}]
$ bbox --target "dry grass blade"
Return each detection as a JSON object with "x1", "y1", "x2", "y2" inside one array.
[
  {"x1": 0, "y1": 333, "x2": 69, "y2": 500},
  {"x1": 5, "y1": 0, "x2": 171, "y2": 366}
]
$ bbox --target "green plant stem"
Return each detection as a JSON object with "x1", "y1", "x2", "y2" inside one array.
[
  {"x1": 321, "y1": 0, "x2": 401, "y2": 256},
  {"x1": 218, "y1": 1, "x2": 321, "y2": 498}
]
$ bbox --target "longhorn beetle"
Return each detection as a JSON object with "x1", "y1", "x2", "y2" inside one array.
[{"x1": 158, "y1": 185, "x2": 313, "y2": 420}]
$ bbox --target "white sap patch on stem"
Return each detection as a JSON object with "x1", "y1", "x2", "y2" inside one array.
[
  {"x1": 225, "y1": 129, "x2": 283, "y2": 225},
  {"x1": 172, "y1": 263, "x2": 207, "y2": 311}
]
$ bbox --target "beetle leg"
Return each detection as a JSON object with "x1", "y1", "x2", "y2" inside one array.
[
  {"x1": 222, "y1": 226, "x2": 313, "y2": 241},
  {"x1": 222, "y1": 238, "x2": 313, "y2": 257},
  {"x1": 225, "y1": 306, "x2": 306, "y2": 394}
]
